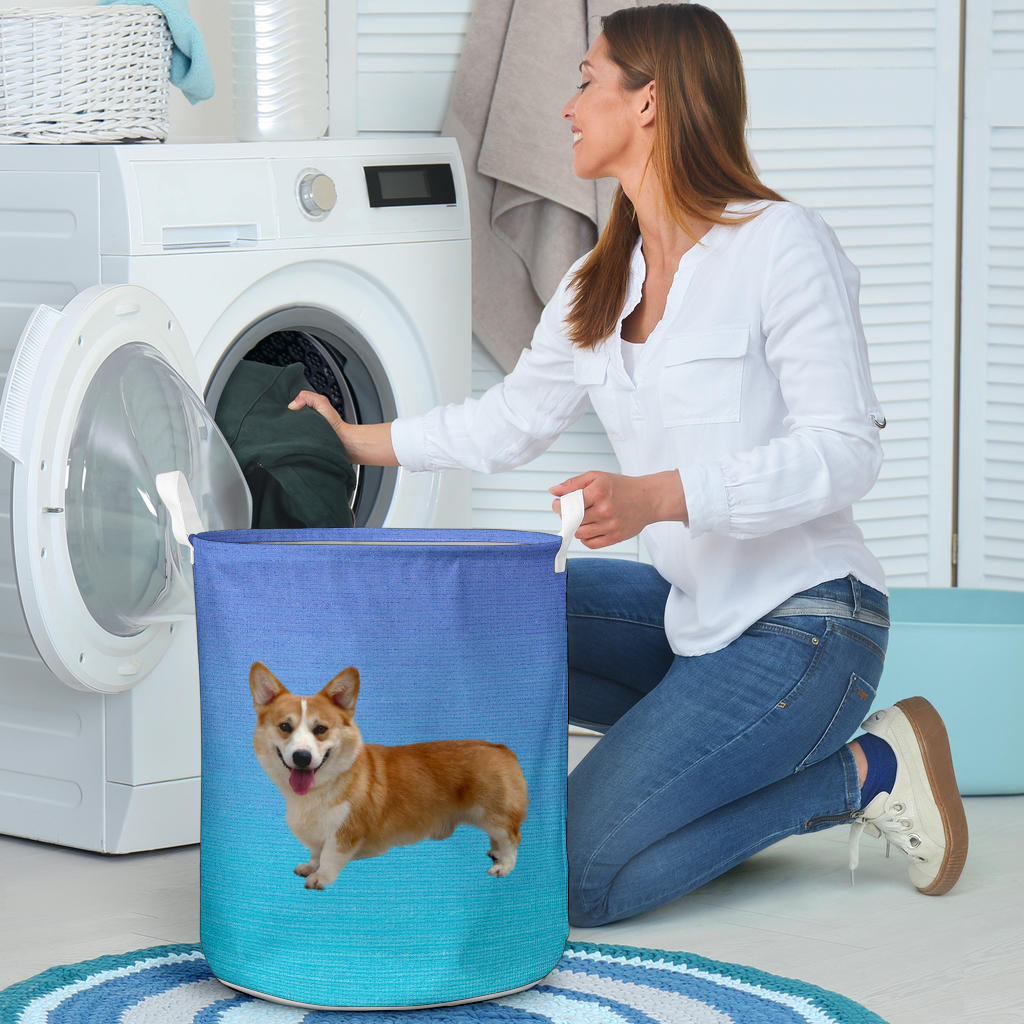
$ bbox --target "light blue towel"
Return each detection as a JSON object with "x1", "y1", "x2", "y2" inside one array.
[{"x1": 97, "y1": 0, "x2": 214, "y2": 104}]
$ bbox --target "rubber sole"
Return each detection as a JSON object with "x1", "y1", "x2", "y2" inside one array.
[{"x1": 895, "y1": 696, "x2": 969, "y2": 895}]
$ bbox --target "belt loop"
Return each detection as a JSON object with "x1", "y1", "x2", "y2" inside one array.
[{"x1": 849, "y1": 574, "x2": 862, "y2": 617}]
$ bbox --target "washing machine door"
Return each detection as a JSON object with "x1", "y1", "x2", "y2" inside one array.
[{"x1": 0, "y1": 284, "x2": 251, "y2": 694}]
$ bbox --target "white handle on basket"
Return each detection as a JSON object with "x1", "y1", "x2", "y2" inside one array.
[
  {"x1": 555, "y1": 488, "x2": 585, "y2": 573},
  {"x1": 156, "y1": 470, "x2": 204, "y2": 564}
]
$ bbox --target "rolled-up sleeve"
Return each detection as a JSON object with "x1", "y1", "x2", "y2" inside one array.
[
  {"x1": 682, "y1": 207, "x2": 884, "y2": 539},
  {"x1": 391, "y1": 270, "x2": 592, "y2": 474}
]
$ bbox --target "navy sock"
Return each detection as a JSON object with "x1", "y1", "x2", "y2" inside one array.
[{"x1": 857, "y1": 732, "x2": 898, "y2": 807}]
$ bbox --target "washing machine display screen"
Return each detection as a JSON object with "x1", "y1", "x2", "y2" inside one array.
[
  {"x1": 65, "y1": 343, "x2": 249, "y2": 637},
  {"x1": 364, "y1": 163, "x2": 456, "y2": 207}
]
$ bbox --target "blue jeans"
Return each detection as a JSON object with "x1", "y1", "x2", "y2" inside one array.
[{"x1": 567, "y1": 559, "x2": 889, "y2": 927}]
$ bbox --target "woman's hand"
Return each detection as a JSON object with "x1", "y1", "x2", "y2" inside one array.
[
  {"x1": 550, "y1": 470, "x2": 688, "y2": 548},
  {"x1": 288, "y1": 390, "x2": 399, "y2": 466},
  {"x1": 288, "y1": 389, "x2": 346, "y2": 441}
]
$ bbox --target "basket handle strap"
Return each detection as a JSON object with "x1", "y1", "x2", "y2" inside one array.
[
  {"x1": 155, "y1": 471, "x2": 585, "y2": 572},
  {"x1": 555, "y1": 489, "x2": 585, "y2": 573},
  {"x1": 156, "y1": 470, "x2": 203, "y2": 565}
]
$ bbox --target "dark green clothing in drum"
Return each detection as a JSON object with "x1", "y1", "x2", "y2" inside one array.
[{"x1": 215, "y1": 361, "x2": 356, "y2": 529}]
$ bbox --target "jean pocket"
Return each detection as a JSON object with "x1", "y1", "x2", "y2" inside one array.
[
  {"x1": 746, "y1": 616, "x2": 825, "y2": 646},
  {"x1": 797, "y1": 670, "x2": 878, "y2": 771}
]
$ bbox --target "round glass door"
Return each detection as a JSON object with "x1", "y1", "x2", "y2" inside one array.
[
  {"x1": 66, "y1": 342, "x2": 250, "y2": 637},
  {"x1": 0, "y1": 284, "x2": 251, "y2": 693}
]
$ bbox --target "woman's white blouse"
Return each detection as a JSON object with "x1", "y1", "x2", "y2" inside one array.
[{"x1": 391, "y1": 201, "x2": 888, "y2": 655}]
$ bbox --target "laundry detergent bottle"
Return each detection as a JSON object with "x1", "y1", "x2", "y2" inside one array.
[{"x1": 230, "y1": 0, "x2": 328, "y2": 140}]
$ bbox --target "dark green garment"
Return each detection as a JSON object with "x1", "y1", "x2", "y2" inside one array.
[{"x1": 215, "y1": 361, "x2": 356, "y2": 529}]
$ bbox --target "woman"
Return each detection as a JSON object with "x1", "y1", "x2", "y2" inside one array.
[{"x1": 291, "y1": 3, "x2": 968, "y2": 927}]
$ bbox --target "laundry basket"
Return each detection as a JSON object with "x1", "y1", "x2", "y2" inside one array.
[
  {"x1": 177, "y1": 488, "x2": 583, "y2": 1010},
  {"x1": 0, "y1": 7, "x2": 172, "y2": 143}
]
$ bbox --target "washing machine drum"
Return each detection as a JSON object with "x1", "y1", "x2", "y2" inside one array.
[
  {"x1": 214, "y1": 334, "x2": 357, "y2": 530},
  {"x1": 245, "y1": 330, "x2": 358, "y2": 423}
]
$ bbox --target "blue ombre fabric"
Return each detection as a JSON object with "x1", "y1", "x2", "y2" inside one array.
[{"x1": 191, "y1": 528, "x2": 568, "y2": 1009}]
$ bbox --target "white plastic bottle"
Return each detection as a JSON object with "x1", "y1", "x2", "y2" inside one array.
[{"x1": 230, "y1": 0, "x2": 329, "y2": 141}]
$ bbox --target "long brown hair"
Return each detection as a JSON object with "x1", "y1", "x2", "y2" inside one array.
[{"x1": 566, "y1": 3, "x2": 784, "y2": 348}]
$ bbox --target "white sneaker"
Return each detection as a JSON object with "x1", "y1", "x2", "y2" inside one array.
[{"x1": 848, "y1": 697, "x2": 968, "y2": 895}]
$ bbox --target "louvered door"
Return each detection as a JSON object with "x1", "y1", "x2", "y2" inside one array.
[
  {"x1": 337, "y1": 1, "x2": 1011, "y2": 589},
  {"x1": 957, "y1": 0, "x2": 1024, "y2": 588},
  {"x1": 467, "y1": 1, "x2": 963, "y2": 579},
  {"x1": 335, "y1": 0, "x2": 474, "y2": 135},
  {"x1": 716, "y1": 0, "x2": 962, "y2": 585}
]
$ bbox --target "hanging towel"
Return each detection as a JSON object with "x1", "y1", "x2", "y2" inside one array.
[
  {"x1": 97, "y1": 0, "x2": 214, "y2": 104},
  {"x1": 443, "y1": 0, "x2": 658, "y2": 372}
]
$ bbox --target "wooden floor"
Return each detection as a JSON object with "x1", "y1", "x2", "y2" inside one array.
[{"x1": 1, "y1": 795, "x2": 1020, "y2": 1023}]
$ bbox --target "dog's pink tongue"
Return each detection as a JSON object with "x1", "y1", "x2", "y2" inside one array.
[{"x1": 289, "y1": 768, "x2": 316, "y2": 795}]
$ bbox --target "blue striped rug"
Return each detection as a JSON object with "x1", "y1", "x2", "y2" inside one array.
[{"x1": 0, "y1": 942, "x2": 888, "y2": 1023}]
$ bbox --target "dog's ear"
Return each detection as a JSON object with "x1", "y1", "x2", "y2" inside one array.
[
  {"x1": 249, "y1": 662, "x2": 286, "y2": 710},
  {"x1": 323, "y1": 667, "x2": 360, "y2": 712}
]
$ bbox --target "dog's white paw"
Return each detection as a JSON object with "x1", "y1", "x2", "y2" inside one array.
[
  {"x1": 294, "y1": 862, "x2": 317, "y2": 878},
  {"x1": 487, "y1": 854, "x2": 516, "y2": 877},
  {"x1": 304, "y1": 872, "x2": 331, "y2": 890},
  {"x1": 487, "y1": 833, "x2": 518, "y2": 877}
]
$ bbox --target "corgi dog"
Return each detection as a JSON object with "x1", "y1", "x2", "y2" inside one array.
[{"x1": 249, "y1": 662, "x2": 529, "y2": 890}]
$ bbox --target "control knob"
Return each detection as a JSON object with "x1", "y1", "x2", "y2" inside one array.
[{"x1": 298, "y1": 172, "x2": 337, "y2": 217}]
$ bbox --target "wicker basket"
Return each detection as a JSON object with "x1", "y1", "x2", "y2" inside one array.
[{"x1": 0, "y1": 7, "x2": 172, "y2": 144}]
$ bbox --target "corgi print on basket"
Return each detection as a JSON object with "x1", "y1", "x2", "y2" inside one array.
[{"x1": 249, "y1": 662, "x2": 529, "y2": 890}]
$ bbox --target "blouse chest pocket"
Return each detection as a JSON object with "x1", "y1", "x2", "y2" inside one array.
[
  {"x1": 573, "y1": 347, "x2": 625, "y2": 440},
  {"x1": 659, "y1": 327, "x2": 749, "y2": 427}
]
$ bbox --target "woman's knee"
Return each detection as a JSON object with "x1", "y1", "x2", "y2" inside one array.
[
  {"x1": 565, "y1": 794, "x2": 632, "y2": 928},
  {"x1": 567, "y1": 846, "x2": 619, "y2": 928},
  {"x1": 567, "y1": 559, "x2": 675, "y2": 699},
  {"x1": 568, "y1": 884, "x2": 613, "y2": 928},
  {"x1": 567, "y1": 557, "x2": 670, "y2": 619}
]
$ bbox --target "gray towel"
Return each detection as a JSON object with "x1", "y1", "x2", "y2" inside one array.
[{"x1": 444, "y1": 0, "x2": 656, "y2": 371}]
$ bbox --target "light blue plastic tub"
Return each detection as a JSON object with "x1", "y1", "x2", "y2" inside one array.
[{"x1": 874, "y1": 588, "x2": 1024, "y2": 795}]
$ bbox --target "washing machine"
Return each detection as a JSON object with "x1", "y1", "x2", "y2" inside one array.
[{"x1": 0, "y1": 138, "x2": 471, "y2": 853}]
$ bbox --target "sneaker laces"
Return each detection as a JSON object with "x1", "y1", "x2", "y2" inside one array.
[{"x1": 848, "y1": 798, "x2": 926, "y2": 883}]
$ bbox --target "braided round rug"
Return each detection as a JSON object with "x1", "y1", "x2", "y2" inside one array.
[{"x1": 1, "y1": 941, "x2": 888, "y2": 1023}]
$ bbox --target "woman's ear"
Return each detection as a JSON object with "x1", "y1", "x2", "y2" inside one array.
[{"x1": 638, "y1": 81, "x2": 656, "y2": 127}]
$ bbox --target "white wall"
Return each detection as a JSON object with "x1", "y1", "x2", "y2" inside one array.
[{"x1": 166, "y1": 3, "x2": 235, "y2": 140}]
